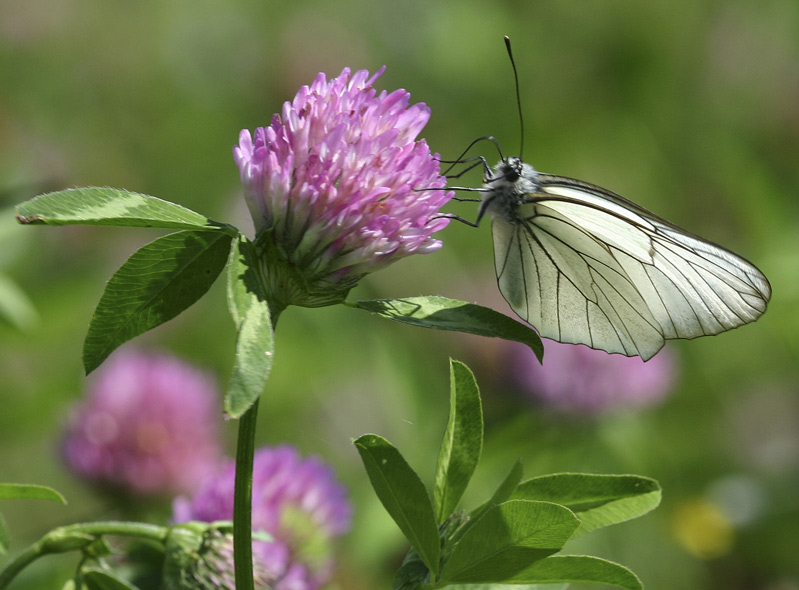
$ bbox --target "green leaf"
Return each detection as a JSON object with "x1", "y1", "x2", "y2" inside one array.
[
  {"x1": 224, "y1": 235, "x2": 274, "y2": 418},
  {"x1": 354, "y1": 434, "x2": 441, "y2": 576},
  {"x1": 469, "y1": 459, "x2": 524, "y2": 525},
  {"x1": 225, "y1": 297, "x2": 273, "y2": 417},
  {"x1": 439, "y1": 500, "x2": 579, "y2": 584},
  {"x1": 83, "y1": 568, "x2": 139, "y2": 590},
  {"x1": 510, "y1": 473, "x2": 661, "y2": 538},
  {"x1": 434, "y1": 360, "x2": 483, "y2": 524},
  {"x1": 226, "y1": 234, "x2": 263, "y2": 328},
  {"x1": 0, "y1": 483, "x2": 67, "y2": 504},
  {"x1": 394, "y1": 551, "x2": 434, "y2": 590},
  {"x1": 351, "y1": 296, "x2": 543, "y2": 362},
  {"x1": 83, "y1": 230, "x2": 232, "y2": 374},
  {"x1": 15, "y1": 187, "x2": 227, "y2": 231},
  {"x1": 489, "y1": 555, "x2": 643, "y2": 590}
]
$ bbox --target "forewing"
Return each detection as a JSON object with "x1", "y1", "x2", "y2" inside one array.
[
  {"x1": 539, "y1": 176, "x2": 770, "y2": 339},
  {"x1": 492, "y1": 174, "x2": 770, "y2": 359}
]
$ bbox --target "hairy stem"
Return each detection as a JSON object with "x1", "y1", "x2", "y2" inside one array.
[{"x1": 0, "y1": 522, "x2": 167, "y2": 589}]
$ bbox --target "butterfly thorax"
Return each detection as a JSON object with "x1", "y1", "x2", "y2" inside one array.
[{"x1": 479, "y1": 156, "x2": 539, "y2": 224}]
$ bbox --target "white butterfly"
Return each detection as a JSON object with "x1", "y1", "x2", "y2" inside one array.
[{"x1": 470, "y1": 155, "x2": 771, "y2": 360}]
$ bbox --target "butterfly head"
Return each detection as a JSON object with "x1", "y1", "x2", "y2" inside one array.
[
  {"x1": 496, "y1": 156, "x2": 523, "y2": 182},
  {"x1": 478, "y1": 157, "x2": 540, "y2": 223},
  {"x1": 490, "y1": 157, "x2": 537, "y2": 187}
]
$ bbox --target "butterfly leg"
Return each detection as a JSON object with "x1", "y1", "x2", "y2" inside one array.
[{"x1": 430, "y1": 212, "x2": 482, "y2": 228}]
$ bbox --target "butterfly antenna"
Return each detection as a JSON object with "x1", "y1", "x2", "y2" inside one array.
[{"x1": 504, "y1": 36, "x2": 524, "y2": 159}]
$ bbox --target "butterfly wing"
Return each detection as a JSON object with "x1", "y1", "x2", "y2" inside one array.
[{"x1": 491, "y1": 174, "x2": 771, "y2": 360}]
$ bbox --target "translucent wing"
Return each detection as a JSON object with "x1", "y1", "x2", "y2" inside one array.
[{"x1": 491, "y1": 174, "x2": 771, "y2": 360}]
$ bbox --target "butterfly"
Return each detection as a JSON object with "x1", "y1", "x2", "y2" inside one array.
[
  {"x1": 470, "y1": 155, "x2": 771, "y2": 360},
  {"x1": 447, "y1": 38, "x2": 771, "y2": 360}
]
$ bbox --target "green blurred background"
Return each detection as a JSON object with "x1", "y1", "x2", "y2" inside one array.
[{"x1": 1, "y1": 0, "x2": 797, "y2": 588}]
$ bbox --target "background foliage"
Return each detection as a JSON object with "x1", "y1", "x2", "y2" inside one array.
[{"x1": 1, "y1": 0, "x2": 797, "y2": 588}]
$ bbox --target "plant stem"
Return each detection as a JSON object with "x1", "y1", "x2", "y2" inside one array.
[
  {"x1": 0, "y1": 543, "x2": 46, "y2": 589},
  {"x1": 0, "y1": 522, "x2": 167, "y2": 589},
  {"x1": 232, "y1": 306, "x2": 281, "y2": 590},
  {"x1": 233, "y1": 398, "x2": 259, "y2": 590}
]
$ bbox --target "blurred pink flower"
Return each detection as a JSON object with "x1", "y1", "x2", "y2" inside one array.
[
  {"x1": 62, "y1": 350, "x2": 223, "y2": 496},
  {"x1": 234, "y1": 67, "x2": 452, "y2": 307},
  {"x1": 173, "y1": 445, "x2": 352, "y2": 590},
  {"x1": 510, "y1": 340, "x2": 677, "y2": 414}
]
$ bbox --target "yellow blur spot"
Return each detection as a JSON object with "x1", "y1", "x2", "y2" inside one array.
[{"x1": 671, "y1": 498, "x2": 735, "y2": 559}]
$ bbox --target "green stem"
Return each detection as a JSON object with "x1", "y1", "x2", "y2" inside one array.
[
  {"x1": 233, "y1": 398, "x2": 259, "y2": 590},
  {"x1": 0, "y1": 522, "x2": 167, "y2": 589},
  {"x1": 233, "y1": 307, "x2": 281, "y2": 590}
]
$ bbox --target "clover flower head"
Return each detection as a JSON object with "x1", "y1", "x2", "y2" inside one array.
[
  {"x1": 172, "y1": 445, "x2": 352, "y2": 590},
  {"x1": 511, "y1": 340, "x2": 677, "y2": 414},
  {"x1": 61, "y1": 350, "x2": 223, "y2": 496},
  {"x1": 234, "y1": 67, "x2": 452, "y2": 308},
  {"x1": 163, "y1": 525, "x2": 276, "y2": 590}
]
